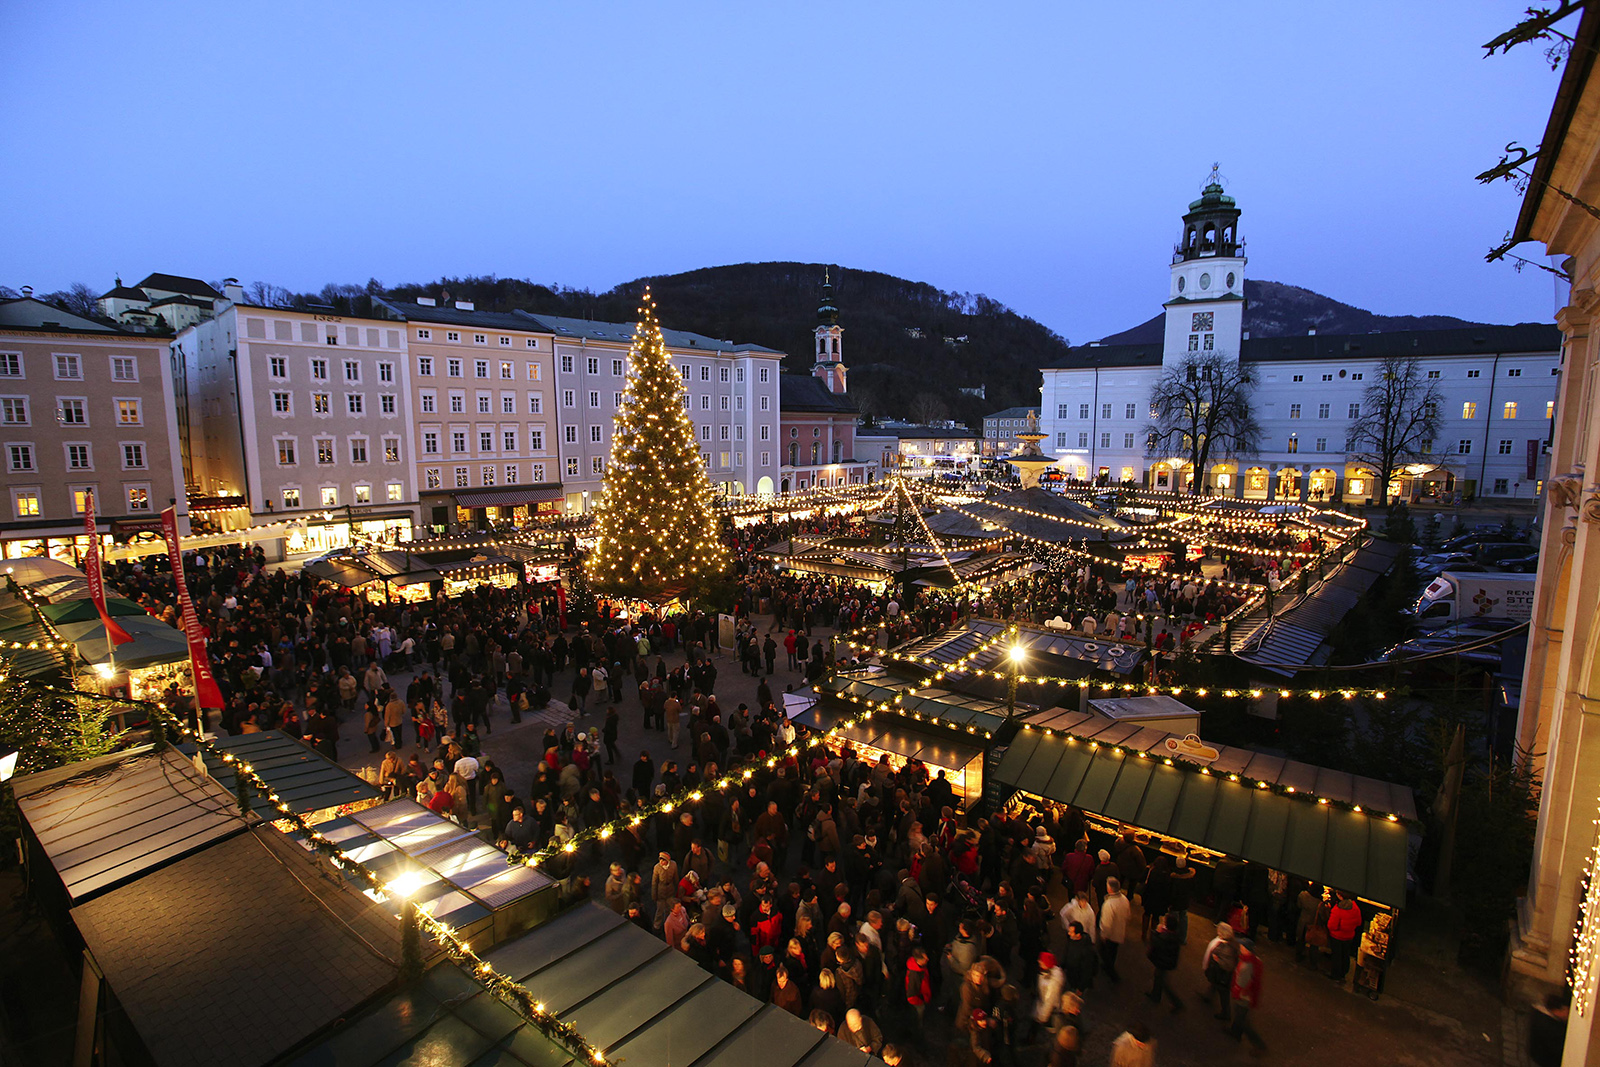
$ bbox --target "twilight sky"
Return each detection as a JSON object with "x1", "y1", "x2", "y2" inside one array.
[{"x1": 0, "y1": 1, "x2": 1567, "y2": 341}]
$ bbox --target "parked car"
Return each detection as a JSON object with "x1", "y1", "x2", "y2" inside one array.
[{"x1": 1475, "y1": 542, "x2": 1538, "y2": 566}]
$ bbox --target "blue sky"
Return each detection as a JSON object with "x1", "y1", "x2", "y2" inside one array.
[{"x1": 0, "y1": 1, "x2": 1566, "y2": 341}]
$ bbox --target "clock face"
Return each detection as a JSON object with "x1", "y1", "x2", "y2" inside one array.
[
  {"x1": 1191, "y1": 312, "x2": 1214, "y2": 332},
  {"x1": 1177, "y1": 276, "x2": 1186, "y2": 293},
  {"x1": 1226, "y1": 272, "x2": 1236, "y2": 289},
  {"x1": 1199, "y1": 273, "x2": 1212, "y2": 291}
]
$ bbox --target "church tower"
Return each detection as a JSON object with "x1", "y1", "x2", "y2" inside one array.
[
  {"x1": 813, "y1": 268, "x2": 847, "y2": 394},
  {"x1": 1162, "y1": 165, "x2": 1247, "y2": 367}
]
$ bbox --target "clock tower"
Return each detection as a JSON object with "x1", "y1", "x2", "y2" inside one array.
[
  {"x1": 1162, "y1": 165, "x2": 1247, "y2": 368},
  {"x1": 813, "y1": 268, "x2": 847, "y2": 395}
]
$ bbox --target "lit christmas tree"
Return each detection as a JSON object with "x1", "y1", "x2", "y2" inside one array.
[{"x1": 586, "y1": 290, "x2": 730, "y2": 594}]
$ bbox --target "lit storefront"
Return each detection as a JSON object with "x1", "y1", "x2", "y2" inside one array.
[{"x1": 428, "y1": 485, "x2": 565, "y2": 535}]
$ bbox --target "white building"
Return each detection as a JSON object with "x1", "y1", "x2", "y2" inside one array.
[
  {"x1": 175, "y1": 288, "x2": 420, "y2": 555},
  {"x1": 1040, "y1": 177, "x2": 1561, "y2": 503}
]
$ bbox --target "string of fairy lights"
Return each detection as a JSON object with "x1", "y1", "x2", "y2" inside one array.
[{"x1": 1569, "y1": 795, "x2": 1600, "y2": 1016}]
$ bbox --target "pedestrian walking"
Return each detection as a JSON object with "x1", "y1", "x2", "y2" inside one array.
[
  {"x1": 1145, "y1": 910, "x2": 1184, "y2": 1012},
  {"x1": 1099, "y1": 877, "x2": 1130, "y2": 981},
  {"x1": 1228, "y1": 939, "x2": 1268, "y2": 1055}
]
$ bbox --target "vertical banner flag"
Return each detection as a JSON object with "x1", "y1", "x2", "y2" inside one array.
[
  {"x1": 161, "y1": 506, "x2": 224, "y2": 710},
  {"x1": 1527, "y1": 439, "x2": 1540, "y2": 482},
  {"x1": 83, "y1": 491, "x2": 134, "y2": 648}
]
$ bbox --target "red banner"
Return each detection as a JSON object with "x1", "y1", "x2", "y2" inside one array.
[
  {"x1": 161, "y1": 506, "x2": 224, "y2": 710},
  {"x1": 84, "y1": 492, "x2": 134, "y2": 648}
]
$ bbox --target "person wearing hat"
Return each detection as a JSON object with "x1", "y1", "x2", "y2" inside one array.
[
  {"x1": 650, "y1": 851, "x2": 679, "y2": 931},
  {"x1": 1201, "y1": 922, "x2": 1240, "y2": 1022},
  {"x1": 1092, "y1": 848, "x2": 1120, "y2": 905},
  {"x1": 1033, "y1": 950, "x2": 1066, "y2": 1041},
  {"x1": 1228, "y1": 938, "x2": 1267, "y2": 1055}
]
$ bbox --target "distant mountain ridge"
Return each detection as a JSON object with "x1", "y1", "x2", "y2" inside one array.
[{"x1": 1097, "y1": 279, "x2": 1487, "y2": 345}]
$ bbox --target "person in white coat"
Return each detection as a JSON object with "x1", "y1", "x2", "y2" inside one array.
[
  {"x1": 1099, "y1": 876, "x2": 1131, "y2": 981},
  {"x1": 1059, "y1": 890, "x2": 1098, "y2": 944},
  {"x1": 1032, "y1": 950, "x2": 1065, "y2": 1043}
]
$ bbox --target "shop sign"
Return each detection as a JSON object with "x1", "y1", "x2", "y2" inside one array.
[{"x1": 1161, "y1": 733, "x2": 1221, "y2": 765}]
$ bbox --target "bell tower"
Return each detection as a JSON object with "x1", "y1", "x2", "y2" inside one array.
[
  {"x1": 813, "y1": 267, "x2": 847, "y2": 394},
  {"x1": 1163, "y1": 165, "x2": 1247, "y2": 367}
]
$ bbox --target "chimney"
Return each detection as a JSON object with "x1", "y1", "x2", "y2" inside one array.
[
  {"x1": 416, "y1": 296, "x2": 437, "y2": 307},
  {"x1": 455, "y1": 300, "x2": 474, "y2": 311},
  {"x1": 223, "y1": 278, "x2": 244, "y2": 304},
  {"x1": 20, "y1": 286, "x2": 32, "y2": 299}
]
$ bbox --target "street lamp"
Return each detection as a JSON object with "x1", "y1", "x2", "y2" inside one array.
[{"x1": 1006, "y1": 642, "x2": 1025, "y2": 719}]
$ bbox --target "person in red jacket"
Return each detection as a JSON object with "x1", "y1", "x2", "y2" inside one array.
[
  {"x1": 1228, "y1": 939, "x2": 1267, "y2": 1054},
  {"x1": 1062, "y1": 839, "x2": 1095, "y2": 895},
  {"x1": 904, "y1": 946, "x2": 933, "y2": 1029},
  {"x1": 1325, "y1": 891, "x2": 1362, "y2": 983}
]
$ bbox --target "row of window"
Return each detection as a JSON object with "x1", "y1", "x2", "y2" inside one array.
[
  {"x1": 1056, "y1": 431, "x2": 1535, "y2": 458},
  {"x1": 0, "y1": 353, "x2": 140, "y2": 382},
  {"x1": 420, "y1": 391, "x2": 544, "y2": 416},
  {"x1": 270, "y1": 391, "x2": 397, "y2": 417},
  {"x1": 12, "y1": 484, "x2": 152, "y2": 519},
  {"x1": 273, "y1": 435, "x2": 401, "y2": 467},
  {"x1": 266, "y1": 356, "x2": 394, "y2": 384},
  {"x1": 415, "y1": 329, "x2": 538, "y2": 349},
  {"x1": 0, "y1": 395, "x2": 144, "y2": 427},
  {"x1": 415, "y1": 356, "x2": 542, "y2": 381},
  {"x1": 6, "y1": 441, "x2": 148, "y2": 473},
  {"x1": 423, "y1": 464, "x2": 551, "y2": 490},
  {"x1": 421, "y1": 428, "x2": 547, "y2": 455},
  {"x1": 1285, "y1": 366, "x2": 1551, "y2": 383},
  {"x1": 279, "y1": 483, "x2": 405, "y2": 510},
  {"x1": 1059, "y1": 403, "x2": 1144, "y2": 420},
  {"x1": 786, "y1": 442, "x2": 846, "y2": 465},
  {"x1": 245, "y1": 320, "x2": 402, "y2": 349}
]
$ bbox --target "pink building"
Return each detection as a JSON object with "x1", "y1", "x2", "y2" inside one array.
[{"x1": 777, "y1": 275, "x2": 877, "y2": 492}]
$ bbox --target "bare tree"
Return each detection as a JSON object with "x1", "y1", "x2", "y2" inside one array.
[
  {"x1": 1345, "y1": 356, "x2": 1444, "y2": 504},
  {"x1": 40, "y1": 283, "x2": 100, "y2": 319},
  {"x1": 246, "y1": 281, "x2": 293, "y2": 307},
  {"x1": 909, "y1": 392, "x2": 948, "y2": 425},
  {"x1": 1144, "y1": 353, "x2": 1261, "y2": 494}
]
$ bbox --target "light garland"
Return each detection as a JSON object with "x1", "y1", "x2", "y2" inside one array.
[{"x1": 1570, "y1": 797, "x2": 1600, "y2": 1015}]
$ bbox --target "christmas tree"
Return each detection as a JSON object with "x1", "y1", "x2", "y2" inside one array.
[{"x1": 587, "y1": 290, "x2": 730, "y2": 594}]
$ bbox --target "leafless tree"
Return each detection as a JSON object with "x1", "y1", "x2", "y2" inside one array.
[
  {"x1": 909, "y1": 392, "x2": 948, "y2": 425},
  {"x1": 247, "y1": 281, "x2": 293, "y2": 307},
  {"x1": 40, "y1": 283, "x2": 100, "y2": 319},
  {"x1": 1144, "y1": 353, "x2": 1261, "y2": 494},
  {"x1": 1345, "y1": 356, "x2": 1445, "y2": 504}
]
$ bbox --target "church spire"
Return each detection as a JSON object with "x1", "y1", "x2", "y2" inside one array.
[{"x1": 817, "y1": 266, "x2": 839, "y2": 326}]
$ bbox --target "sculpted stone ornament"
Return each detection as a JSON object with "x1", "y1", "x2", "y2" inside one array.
[
  {"x1": 1583, "y1": 491, "x2": 1600, "y2": 526},
  {"x1": 1548, "y1": 477, "x2": 1583, "y2": 511}
]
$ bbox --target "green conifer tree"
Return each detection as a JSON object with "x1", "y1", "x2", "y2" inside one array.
[{"x1": 586, "y1": 290, "x2": 730, "y2": 594}]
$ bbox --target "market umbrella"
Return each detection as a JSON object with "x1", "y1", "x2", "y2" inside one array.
[
  {"x1": 38, "y1": 598, "x2": 149, "y2": 625},
  {"x1": 56, "y1": 616, "x2": 188, "y2": 670}
]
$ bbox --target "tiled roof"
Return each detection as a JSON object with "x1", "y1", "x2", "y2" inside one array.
[
  {"x1": 0, "y1": 297, "x2": 121, "y2": 334},
  {"x1": 780, "y1": 373, "x2": 856, "y2": 413},
  {"x1": 133, "y1": 273, "x2": 222, "y2": 299},
  {"x1": 984, "y1": 406, "x2": 1036, "y2": 420},
  {"x1": 518, "y1": 311, "x2": 784, "y2": 355},
  {"x1": 373, "y1": 297, "x2": 549, "y2": 333}
]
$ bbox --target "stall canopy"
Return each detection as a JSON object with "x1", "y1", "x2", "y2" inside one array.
[
  {"x1": 811, "y1": 674, "x2": 1014, "y2": 736},
  {"x1": 834, "y1": 718, "x2": 986, "y2": 778},
  {"x1": 37, "y1": 596, "x2": 148, "y2": 624},
  {"x1": 451, "y1": 485, "x2": 564, "y2": 509},
  {"x1": 302, "y1": 557, "x2": 376, "y2": 587},
  {"x1": 994, "y1": 726, "x2": 1412, "y2": 907},
  {"x1": 292, "y1": 903, "x2": 881, "y2": 1067},
  {"x1": 901, "y1": 619, "x2": 1146, "y2": 676},
  {"x1": 0, "y1": 587, "x2": 69, "y2": 679},
  {"x1": 58, "y1": 614, "x2": 188, "y2": 669},
  {"x1": 178, "y1": 730, "x2": 384, "y2": 818}
]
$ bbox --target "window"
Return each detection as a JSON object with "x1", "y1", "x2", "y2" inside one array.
[
  {"x1": 273, "y1": 436, "x2": 297, "y2": 466},
  {"x1": 269, "y1": 356, "x2": 287, "y2": 378},
  {"x1": 1056, "y1": 433, "x2": 1068, "y2": 448},
  {"x1": 282, "y1": 488, "x2": 300, "y2": 509},
  {"x1": 1421, "y1": 440, "x2": 1433, "y2": 454},
  {"x1": 318, "y1": 438, "x2": 335, "y2": 464},
  {"x1": 759, "y1": 396, "x2": 769, "y2": 411},
  {"x1": 481, "y1": 465, "x2": 495, "y2": 486},
  {"x1": 700, "y1": 425, "x2": 711, "y2": 441},
  {"x1": 498, "y1": 430, "x2": 514, "y2": 452},
  {"x1": 1079, "y1": 404, "x2": 1090, "y2": 419},
  {"x1": 452, "y1": 431, "x2": 467, "y2": 452},
  {"x1": 447, "y1": 358, "x2": 462, "y2": 377},
  {"x1": 473, "y1": 334, "x2": 486, "y2": 346},
  {"x1": 717, "y1": 366, "x2": 729, "y2": 383},
  {"x1": 504, "y1": 464, "x2": 518, "y2": 484},
  {"x1": 477, "y1": 394, "x2": 491, "y2": 414},
  {"x1": 475, "y1": 360, "x2": 489, "y2": 378},
  {"x1": 1100, "y1": 432, "x2": 1111, "y2": 448},
  {"x1": 1125, "y1": 403, "x2": 1136, "y2": 419},
  {"x1": 613, "y1": 359, "x2": 624, "y2": 375},
  {"x1": 347, "y1": 394, "x2": 364, "y2": 415},
  {"x1": 526, "y1": 361, "x2": 541, "y2": 379},
  {"x1": 1203, "y1": 334, "x2": 1214, "y2": 350},
  {"x1": 1321, "y1": 374, "x2": 1333, "y2": 382},
  {"x1": 354, "y1": 484, "x2": 371, "y2": 504},
  {"x1": 566, "y1": 457, "x2": 579, "y2": 477},
  {"x1": 122, "y1": 443, "x2": 145, "y2": 469},
  {"x1": 720, "y1": 426, "x2": 730, "y2": 441},
  {"x1": 116, "y1": 399, "x2": 141, "y2": 425},
  {"x1": 1351, "y1": 373, "x2": 1363, "y2": 381},
  {"x1": 384, "y1": 438, "x2": 400, "y2": 463},
  {"x1": 1427, "y1": 369, "x2": 1440, "y2": 379},
  {"x1": 592, "y1": 456, "x2": 605, "y2": 475},
  {"x1": 564, "y1": 425, "x2": 576, "y2": 444},
  {"x1": 386, "y1": 482, "x2": 403, "y2": 502},
  {"x1": 1317, "y1": 403, "x2": 1329, "y2": 418},
  {"x1": 562, "y1": 390, "x2": 574, "y2": 407},
  {"x1": 350, "y1": 439, "x2": 368, "y2": 463},
  {"x1": 1057, "y1": 404, "x2": 1069, "y2": 419},
  {"x1": 700, "y1": 366, "x2": 710, "y2": 381},
  {"x1": 1348, "y1": 403, "x2": 1360, "y2": 418},
  {"x1": 449, "y1": 392, "x2": 464, "y2": 413},
  {"x1": 502, "y1": 395, "x2": 516, "y2": 414},
  {"x1": 1077, "y1": 432, "x2": 1088, "y2": 448},
  {"x1": 1462, "y1": 402, "x2": 1477, "y2": 419},
  {"x1": 313, "y1": 392, "x2": 330, "y2": 414},
  {"x1": 1548, "y1": 400, "x2": 1556, "y2": 419},
  {"x1": 561, "y1": 355, "x2": 574, "y2": 373},
  {"x1": 1467, "y1": 369, "x2": 1480, "y2": 378},
  {"x1": 54, "y1": 354, "x2": 81, "y2": 380},
  {"x1": 1101, "y1": 403, "x2": 1112, "y2": 419},
  {"x1": 446, "y1": 331, "x2": 460, "y2": 343},
  {"x1": 0, "y1": 397, "x2": 25, "y2": 424},
  {"x1": 589, "y1": 391, "x2": 599, "y2": 408},
  {"x1": 479, "y1": 431, "x2": 493, "y2": 452},
  {"x1": 1286, "y1": 435, "x2": 1299, "y2": 454},
  {"x1": 616, "y1": 392, "x2": 624, "y2": 408},
  {"x1": 587, "y1": 357, "x2": 599, "y2": 375},
  {"x1": 737, "y1": 368, "x2": 745, "y2": 383},
  {"x1": 500, "y1": 361, "x2": 513, "y2": 379},
  {"x1": 272, "y1": 391, "x2": 291, "y2": 413},
  {"x1": 1315, "y1": 437, "x2": 1327, "y2": 452},
  {"x1": 759, "y1": 367, "x2": 770, "y2": 383},
  {"x1": 1289, "y1": 404, "x2": 1301, "y2": 419},
  {"x1": 759, "y1": 425, "x2": 769, "y2": 441},
  {"x1": 759, "y1": 452, "x2": 770, "y2": 466},
  {"x1": 1494, "y1": 478, "x2": 1510, "y2": 494},
  {"x1": 59, "y1": 398, "x2": 86, "y2": 424},
  {"x1": 720, "y1": 396, "x2": 729, "y2": 410},
  {"x1": 67, "y1": 444, "x2": 91, "y2": 469},
  {"x1": 1293, "y1": 375, "x2": 1304, "y2": 382},
  {"x1": 1188, "y1": 335, "x2": 1199, "y2": 352},
  {"x1": 422, "y1": 432, "x2": 438, "y2": 455},
  {"x1": 1504, "y1": 401, "x2": 1518, "y2": 419},
  {"x1": 426, "y1": 468, "x2": 441, "y2": 489},
  {"x1": 343, "y1": 360, "x2": 360, "y2": 382},
  {"x1": 417, "y1": 329, "x2": 432, "y2": 341},
  {"x1": 0, "y1": 354, "x2": 19, "y2": 377},
  {"x1": 125, "y1": 485, "x2": 150, "y2": 511},
  {"x1": 1499, "y1": 439, "x2": 1513, "y2": 454},
  {"x1": 1458, "y1": 439, "x2": 1473, "y2": 454},
  {"x1": 528, "y1": 394, "x2": 542, "y2": 414},
  {"x1": 589, "y1": 425, "x2": 602, "y2": 443},
  {"x1": 1124, "y1": 432, "x2": 1135, "y2": 448},
  {"x1": 455, "y1": 467, "x2": 470, "y2": 488},
  {"x1": 9, "y1": 444, "x2": 32, "y2": 471},
  {"x1": 309, "y1": 358, "x2": 327, "y2": 381},
  {"x1": 420, "y1": 392, "x2": 436, "y2": 414},
  {"x1": 498, "y1": 336, "x2": 511, "y2": 348},
  {"x1": 529, "y1": 429, "x2": 543, "y2": 450},
  {"x1": 378, "y1": 362, "x2": 393, "y2": 383},
  {"x1": 1508, "y1": 368, "x2": 1522, "y2": 377}
]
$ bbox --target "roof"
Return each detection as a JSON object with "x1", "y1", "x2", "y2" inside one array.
[
  {"x1": 877, "y1": 424, "x2": 978, "y2": 440},
  {"x1": 780, "y1": 373, "x2": 857, "y2": 413},
  {"x1": 373, "y1": 297, "x2": 552, "y2": 333},
  {"x1": 71, "y1": 827, "x2": 397, "y2": 1067},
  {"x1": 899, "y1": 618, "x2": 1146, "y2": 678},
  {"x1": 133, "y1": 272, "x2": 222, "y2": 299},
  {"x1": 99, "y1": 284, "x2": 148, "y2": 301},
  {"x1": 993, "y1": 726, "x2": 1413, "y2": 906},
  {"x1": 1050, "y1": 323, "x2": 1561, "y2": 370},
  {"x1": 1234, "y1": 539, "x2": 1404, "y2": 674},
  {"x1": 1511, "y1": 4, "x2": 1600, "y2": 246},
  {"x1": 12, "y1": 747, "x2": 250, "y2": 904},
  {"x1": 177, "y1": 730, "x2": 385, "y2": 819},
  {"x1": 517, "y1": 310, "x2": 784, "y2": 355},
  {"x1": 984, "y1": 406, "x2": 1036, "y2": 420},
  {"x1": 451, "y1": 484, "x2": 565, "y2": 508},
  {"x1": 0, "y1": 586, "x2": 71, "y2": 680},
  {"x1": 0, "y1": 296, "x2": 121, "y2": 334},
  {"x1": 295, "y1": 902, "x2": 881, "y2": 1067},
  {"x1": 147, "y1": 294, "x2": 213, "y2": 309}
]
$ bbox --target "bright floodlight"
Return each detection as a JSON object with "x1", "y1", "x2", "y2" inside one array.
[
  {"x1": 387, "y1": 869, "x2": 428, "y2": 898},
  {"x1": 0, "y1": 751, "x2": 17, "y2": 782},
  {"x1": 1009, "y1": 645, "x2": 1025, "y2": 664},
  {"x1": 94, "y1": 663, "x2": 115, "y2": 679}
]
